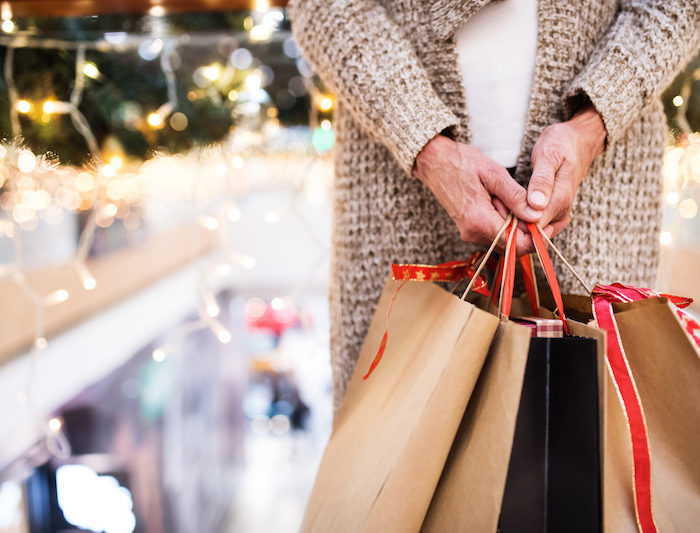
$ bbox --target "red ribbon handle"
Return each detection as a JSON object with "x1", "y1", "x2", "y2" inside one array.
[
  {"x1": 527, "y1": 222, "x2": 569, "y2": 335},
  {"x1": 519, "y1": 254, "x2": 540, "y2": 317}
]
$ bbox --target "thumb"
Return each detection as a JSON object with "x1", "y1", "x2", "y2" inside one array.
[{"x1": 528, "y1": 150, "x2": 559, "y2": 211}]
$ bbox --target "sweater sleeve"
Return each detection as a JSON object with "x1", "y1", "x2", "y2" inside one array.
[
  {"x1": 563, "y1": 0, "x2": 700, "y2": 143},
  {"x1": 287, "y1": 0, "x2": 460, "y2": 175}
]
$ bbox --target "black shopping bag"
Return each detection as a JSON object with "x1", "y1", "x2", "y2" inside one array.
[{"x1": 498, "y1": 335, "x2": 601, "y2": 533}]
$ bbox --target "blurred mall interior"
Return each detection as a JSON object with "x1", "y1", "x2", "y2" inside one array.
[{"x1": 0, "y1": 1, "x2": 698, "y2": 532}]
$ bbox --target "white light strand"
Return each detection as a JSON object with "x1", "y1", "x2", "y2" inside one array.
[{"x1": 0, "y1": 28, "x2": 333, "y2": 464}]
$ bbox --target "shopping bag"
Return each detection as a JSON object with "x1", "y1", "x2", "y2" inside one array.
[
  {"x1": 497, "y1": 332, "x2": 601, "y2": 533},
  {"x1": 301, "y1": 276, "x2": 501, "y2": 532},
  {"x1": 302, "y1": 216, "x2": 540, "y2": 532},
  {"x1": 420, "y1": 320, "x2": 532, "y2": 532},
  {"x1": 592, "y1": 285, "x2": 700, "y2": 533},
  {"x1": 424, "y1": 221, "x2": 603, "y2": 532},
  {"x1": 525, "y1": 226, "x2": 700, "y2": 533}
]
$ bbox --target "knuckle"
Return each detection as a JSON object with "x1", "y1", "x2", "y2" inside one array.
[
  {"x1": 542, "y1": 143, "x2": 565, "y2": 164},
  {"x1": 510, "y1": 185, "x2": 527, "y2": 204},
  {"x1": 530, "y1": 171, "x2": 555, "y2": 188},
  {"x1": 459, "y1": 223, "x2": 475, "y2": 242}
]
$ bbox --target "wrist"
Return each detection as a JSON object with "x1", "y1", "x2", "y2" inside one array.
[
  {"x1": 413, "y1": 134, "x2": 453, "y2": 183},
  {"x1": 569, "y1": 103, "x2": 607, "y2": 160}
]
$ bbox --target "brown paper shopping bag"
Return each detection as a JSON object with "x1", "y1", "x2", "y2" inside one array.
[
  {"x1": 424, "y1": 221, "x2": 605, "y2": 533},
  {"x1": 301, "y1": 278, "x2": 501, "y2": 532},
  {"x1": 524, "y1": 226, "x2": 700, "y2": 533},
  {"x1": 593, "y1": 291, "x2": 700, "y2": 533},
  {"x1": 421, "y1": 320, "x2": 532, "y2": 532}
]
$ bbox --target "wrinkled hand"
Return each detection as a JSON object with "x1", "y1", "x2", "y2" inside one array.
[
  {"x1": 414, "y1": 134, "x2": 543, "y2": 255},
  {"x1": 526, "y1": 104, "x2": 607, "y2": 239}
]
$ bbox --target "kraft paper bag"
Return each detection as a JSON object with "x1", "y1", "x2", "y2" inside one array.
[
  {"x1": 301, "y1": 278, "x2": 500, "y2": 533},
  {"x1": 421, "y1": 320, "x2": 531, "y2": 532},
  {"x1": 603, "y1": 297, "x2": 700, "y2": 533},
  {"x1": 423, "y1": 317, "x2": 605, "y2": 532}
]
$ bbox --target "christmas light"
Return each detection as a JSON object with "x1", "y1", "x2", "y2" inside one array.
[
  {"x1": 75, "y1": 172, "x2": 95, "y2": 192},
  {"x1": 206, "y1": 318, "x2": 231, "y2": 344},
  {"x1": 205, "y1": 292, "x2": 220, "y2": 317},
  {"x1": 108, "y1": 155, "x2": 123, "y2": 169},
  {"x1": 1, "y1": 2, "x2": 11, "y2": 21},
  {"x1": 82, "y1": 62, "x2": 100, "y2": 79},
  {"x1": 35, "y1": 337, "x2": 48, "y2": 350},
  {"x1": 216, "y1": 329, "x2": 232, "y2": 344},
  {"x1": 245, "y1": 73, "x2": 262, "y2": 91},
  {"x1": 79, "y1": 267, "x2": 97, "y2": 290},
  {"x1": 673, "y1": 95, "x2": 684, "y2": 107},
  {"x1": 46, "y1": 288, "x2": 69, "y2": 305},
  {"x1": 254, "y1": 0, "x2": 270, "y2": 12},
  {"x1": 17, "y1": 150, "x2": 36, "y2": 173},
  {"x1": 149, "y1": 5, "x2": 166, "y2": 17},
  {"x1": 152, "y1": 348, "x2": 167, "y2": 362},
  {"x1": 231, "y1": 155, "x2": 244, "y2": 169},
  {"x1": 138, "y1": 38, "x2": 163, "y2": 61},
  {"x1": 48, "y1": 417, "x2": 63, "y2": 432},
  {"x1": 666, "y1": 191, "x2": 679, "y2": 205},
  {"x1": 147, "y1": 112, "x2": 164, "y2": 128},
  {"x1": 1, "y1": 19, "x2": 13, "y2": 33},
  {"x1": 678, "y1": 198, "x2": 697, "y2": 219},
  {"x1": 227, "y1": 204, "x2": 242, "y2": 221},
  {"x1": 659, "y1": 231, "x2": 673, "y2": 245},
  {"x1": 233, "y1": 253, "x2": 256, "y2": 269},
  {"x1": 16, "y1": 100, "x2": 31, "y2": 113},
  {"x1": 202, "y1": 64, "x2": 221, "y2": 81},
  {"x1": 199, "y1": 216, "x2": 219, "y2": 230},
  {"x1": 250, "y1": 25, "x2": 273, "y2": 42},
  {"x1": 321, "y1": 119, "x2": 332, "y2": 131},
  {"x1": 102, "y1": 164, "x2": 116, "y2": 178},
  {"x1": 319, "y1": 96, "x2": 333, "y2": 111},
  {"x1": 169, "y1": 112, "x2": 188, "y2": 131}
]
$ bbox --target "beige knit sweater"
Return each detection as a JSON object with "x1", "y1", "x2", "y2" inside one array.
[{"x1": 288, "y1": 0, "x2": 700, "y2": 410}]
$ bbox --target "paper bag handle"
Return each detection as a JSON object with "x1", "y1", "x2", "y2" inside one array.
[
  {"x1": 460, "y1": 214, "x2": 515, "y2": 300},
  {"x1": 464, "y1": 217, "x2": 586, "y2": 335},
  {"x1": 525, "y1": 221, "x2": 569, "y2": 333}
]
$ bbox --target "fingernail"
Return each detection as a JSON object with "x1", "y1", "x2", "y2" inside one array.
[
  {"x1": 524, "y1": 206, "x2": 542, "y2": 220},
  {"x1": 529, "y1": 190, "x2": 547, "y2": 208}
]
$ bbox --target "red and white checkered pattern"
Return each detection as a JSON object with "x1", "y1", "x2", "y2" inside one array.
[{"x1": 513, "y1": 316, "x2": 564, "y2": 338}]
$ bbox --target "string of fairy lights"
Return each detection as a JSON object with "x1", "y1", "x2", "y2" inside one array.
[
  {"x1": 0, "y1": 3, "x2": 333, "y2": 462},
  {"x1": 661, "y1": 68, "x2": 700, "y2": 249}
]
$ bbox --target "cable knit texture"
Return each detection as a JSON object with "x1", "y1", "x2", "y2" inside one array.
[{"x1": 288, "y1": 0, "x2": 700, "y2": 411}]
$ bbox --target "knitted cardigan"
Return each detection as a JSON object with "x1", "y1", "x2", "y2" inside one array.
[{"x1": 288, "y1": 0, "x2": 700, "y2": 410}]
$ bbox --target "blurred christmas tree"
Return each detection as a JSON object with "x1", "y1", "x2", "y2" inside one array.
[
  {"x1": 0, "y1": 10, "x2": 314, "y2": 165},
  {"x1": 663, "y1": 49, "x2": 700, "y2": 138}
]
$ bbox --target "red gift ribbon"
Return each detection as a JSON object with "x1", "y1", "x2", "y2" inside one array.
[{"x1": 592, "y1": 283, "x2": 697, "y2": 533}]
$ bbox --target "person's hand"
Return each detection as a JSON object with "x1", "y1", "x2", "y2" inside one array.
[
  {"x1": 414, "y1": 134, "x2": 543, "y2": 255},
  {"x1": 526, "y1": 104, "x2": 607, "y2": 239}
]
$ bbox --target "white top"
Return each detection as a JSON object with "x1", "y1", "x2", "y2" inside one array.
[{"x1": 455, "y1": 0, "x2": 538, "y2": 168}]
